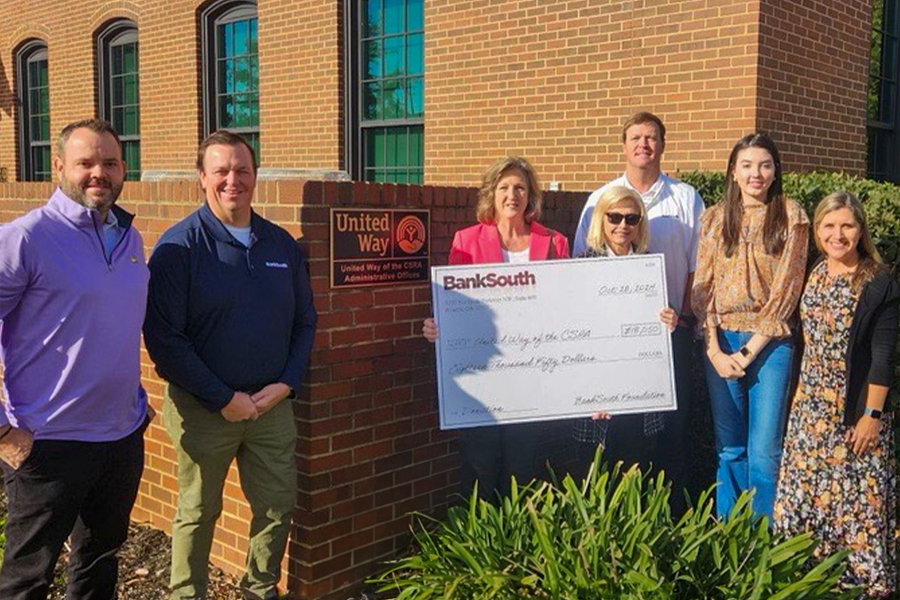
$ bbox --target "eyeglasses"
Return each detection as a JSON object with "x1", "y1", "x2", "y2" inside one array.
[{"x1": 605, "y1": 212, "x2": 642, "y2": 226}]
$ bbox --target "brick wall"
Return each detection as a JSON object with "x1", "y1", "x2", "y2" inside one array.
[
  {"x1": 424, "y1": 0, "x2": 761, "y2": 190},
  {"x1": 0, "y1": 0, "x2": 877, "y2": 190},
  {"x1": 0, "y1": 179, "x2": 586, "y2": 600},
  {"x1": 755, "y1": 0, "x2": 871, "y2": 175}
]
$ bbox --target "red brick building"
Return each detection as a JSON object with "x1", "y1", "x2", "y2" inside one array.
[{"x1": 0, "y1": 1, "x2": 894, "y2": 599}]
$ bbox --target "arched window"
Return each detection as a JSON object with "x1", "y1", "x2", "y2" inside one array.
[
  {"x1": 98, "y1": 19, "x2": 141, "y2": 180},
  {"x1": 201, "y1": 0, "x2": 260, "y2": 161},
  {"x1": 868, "y1": 0, "x2": 899, "y2": 182},
  {"x1": 17, "y1": 40, "x2": 50, "y2": 181}
]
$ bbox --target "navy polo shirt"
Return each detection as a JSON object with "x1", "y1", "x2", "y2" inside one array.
[{"x1": 144, "y1": 203, "x2": 317, "y2": 411}]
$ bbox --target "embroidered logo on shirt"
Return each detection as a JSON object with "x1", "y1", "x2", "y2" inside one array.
[
  {"x1": 131, "y1": 256, "x2": 139, "y2": 263},
  {"x1": 265, "y1": 261, "x2": 289, "y2": 269}
]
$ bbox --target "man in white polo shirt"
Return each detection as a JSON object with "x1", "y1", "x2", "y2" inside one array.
[{"x1": 574, "y1": 111, "x2": 704, "y2": 513}]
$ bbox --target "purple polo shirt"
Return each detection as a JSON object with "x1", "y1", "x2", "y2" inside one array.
[{"x1": 0, "y1": 189, "x2": 149, "y2": 441}]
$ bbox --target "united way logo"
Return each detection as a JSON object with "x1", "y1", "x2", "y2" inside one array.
[{"x1": 396, "y1": 215, "x2": 426, "y2": 254}]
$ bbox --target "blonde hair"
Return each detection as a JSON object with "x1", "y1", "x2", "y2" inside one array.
[
  {"x1": 475, "y1": 156, "x2": 542, "y2": 224},
  {"x1": 585, "y1": 186, "x2": 649, "y2": 254},
  {"x1": 813, "y1": 191, "x2": 884, "y2": 293}
]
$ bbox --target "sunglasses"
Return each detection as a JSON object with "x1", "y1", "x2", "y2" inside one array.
[{"x1": 605, "y1": 212, "x2": 642, "y2": 226}]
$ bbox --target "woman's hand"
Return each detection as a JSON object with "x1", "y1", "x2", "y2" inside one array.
[
  {"x1": 591, "y1": 412, "x2": 612, "y2": 421},
  {"x1": 659, "y1": 308, "x2": 678, "y2": 332},
  {"x1": 709, "y1": 351, "x2": 745, "y2": 380},
  {"x1": 422, "y1": 318, "x2": 439, "y2": 343},
  {"x1": 847, "y1": 416, "x2": 881, "y2": 455}
]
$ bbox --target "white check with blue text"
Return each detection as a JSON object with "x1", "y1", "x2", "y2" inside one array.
[{"x1": 431, "y1": 255, "x2": 677, "y2": 429}]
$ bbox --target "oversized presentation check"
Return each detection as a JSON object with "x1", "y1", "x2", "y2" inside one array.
[{"x1": 431, "y1": 255, "x2": 677, "y2": 429}]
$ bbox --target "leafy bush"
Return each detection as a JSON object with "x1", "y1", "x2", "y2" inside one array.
[{"x1": 373, "y1": 455, "x2": 857, "y2": 600}]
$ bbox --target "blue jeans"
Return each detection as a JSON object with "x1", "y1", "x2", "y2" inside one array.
[{"x1": 705, "y1": 330, "x2": 793, "y2": 521}]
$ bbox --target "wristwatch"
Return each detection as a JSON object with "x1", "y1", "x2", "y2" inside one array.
[
  {"x1": 739, "y1": 346, "x2": 752, "y2": 359},
  {"x1": 864, "y1": 407, "x2": 883, "y2": 420}
]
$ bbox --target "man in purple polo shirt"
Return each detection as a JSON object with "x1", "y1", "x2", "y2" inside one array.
[{"x1": 0, "y1": 119, "x2": 149, "y2": 600}]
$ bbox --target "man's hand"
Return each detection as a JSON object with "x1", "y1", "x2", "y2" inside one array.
[
  {"x1": 0, "y1": 427, "x2": 34, "y2": 470},
  {"x1": 221, "y1": 392, "x2": 258, "y2": 422},
  {"x1": 251, "y1": 383, "x2": 292, "y2": 416}
]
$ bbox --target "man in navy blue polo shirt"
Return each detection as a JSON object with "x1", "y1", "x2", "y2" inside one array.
[{"x1": 144, "y1": 131, "x2": 317, "y2": 600}]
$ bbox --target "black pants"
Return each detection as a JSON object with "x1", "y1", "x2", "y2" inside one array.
[
  {"x1": 0, "y1": 421, "x2": 145, "y2": 600},
  {"x1": 458, "y1": 421, "x2": 542, "y2": 501},
  {"x1": 654, "y1": 325, "x2": 695, "y2": 516}
]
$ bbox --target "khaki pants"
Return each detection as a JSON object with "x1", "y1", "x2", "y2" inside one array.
[{"x1": 163, "y1": 384, "x2": 297, "y2": 600}]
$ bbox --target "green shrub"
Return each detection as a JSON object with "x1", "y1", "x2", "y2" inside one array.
[{"x1": 373, "y1": 455, "x2": 857, "y2": 600}]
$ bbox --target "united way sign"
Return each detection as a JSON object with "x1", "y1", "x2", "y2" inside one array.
[{"x1": 330, "y1": 208, "x2": 431, "y2": 288}]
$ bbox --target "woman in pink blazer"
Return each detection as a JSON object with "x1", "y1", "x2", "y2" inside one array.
[{"x1": 423, "y1": 155, "x2": 569, "y2": 501}]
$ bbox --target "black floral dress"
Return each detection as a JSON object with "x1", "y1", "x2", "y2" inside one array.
[{"x1": 773, "y1": 262, "x2": 897, "y2": 597}]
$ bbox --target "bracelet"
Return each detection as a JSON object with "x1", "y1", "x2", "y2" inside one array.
[{"x1": 0, "y1": 425, "x2": 13, "y2": 443}]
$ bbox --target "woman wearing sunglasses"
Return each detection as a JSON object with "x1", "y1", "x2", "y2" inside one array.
[
  {"x1": 692, "y1": 133, "x2": 809, "y2": 521},
  {"x1": 421, "y1": 156, "x2": 570, "y2": 501},
  {"x1": 572, "y1": 185, "x2": 677, "y2": 475}
]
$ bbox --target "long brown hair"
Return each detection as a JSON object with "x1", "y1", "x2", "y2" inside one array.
[
  {"x1": 813, "y1": 191, "x2": 885, "y2": 293},
  {"x1": 722, "y1": 133, "x2": 788, "y2": 257}
]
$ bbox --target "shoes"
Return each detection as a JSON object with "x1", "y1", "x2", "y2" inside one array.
[{"x1": 241, "y1": 588, "x2": 282, "y2": 600}]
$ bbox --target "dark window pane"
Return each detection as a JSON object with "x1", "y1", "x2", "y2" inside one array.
[
  {"x1": 124, "y1": 106, "x2": 139, "y2": 136},
  {"x1": 38, "y1": 61, "x2": 48, "y2": 86},
  {"x1": 40, "y1": 116, "x2": 50, "y2": 142},
  {"x1": 887, "y1": 0, "x2": 898, "y2": 33},
  {"x1": 219, "y1": 59, "x2": 234, "y2": 94},
  {"x1": 409, "y1": 125, "x2": 423, "y2": 167},
  {"x1": 219, "y1": 22, "x2": 232, "y2": 57},
  {"x1": 408, "y1": 0, "x2": 423, "y2": 31},
  {"x1": 124, "y1": 74, "x2": 138, "y2": 105},
  {"x1": 364, "y1": 82, "x2": 381, "y2": 120},
  {"x1": 385, "y1": 127, "x2": 398, "y2": 166},
  {"x1": 384, "y1": 36, "x2": 404, "y2": 76},
  {"x1": 250, "y1": 96, "x2": 259, "y2": 126},
  {"x1": 364, "y1": 39, "x2": 382, "y2": 78},
  {"x1": 407, "y1": 33, "x2": 423, "y2": 75},
  {"x1": 29, "y1": 61, "x2": 37, "y2": 83},
  {"x1": 384, "y1": 0, "x2": 403, "y2": 34},
  {"x1": 112, "y1": 76, "x2": 124, "y2": 106},
  {"x1": 234, "y1": 20, "x2": 249, "y2": 55},
  {"x1": 123, "y1": 43, "x2": 136, "y2": 73},
  {"x1": 40, "y1": 88, "x2": 49, "y2": 115},
  {"x1": 249, "y1": 19, "x2": 258, "y2": 54},
  {"x1": 365, "y1": 0, "x2": 381, "y2": 37},
  {"x1": 113, "y1": 107, "x2": 125, "y2": 132},
  {"x1": 234, "y1": 93, "x2": 252, "y2": 127},
  {"x1": 29, "y1": 89, "x2": 39, "y2": 114},
  {"x1": 235, "y1": 57, "x2": 250, "y2": 92},
  {"x1": 382, "y1": 79, "x2": 404, "y2": 119},
  {"x1": 30, "y1": 116, "x2": 41, "y2": 141},
  {"x1": 407, "y1": 77, "x2": 423, "y2": 118},
  {"x1": 886, "y1": 35, "x2": 898, "y2": 79},
  {"x1": 250, "y1": 57, "x2": 258, "y2": 89},
  {"x1": 218, "y1": 96, "x2": 234, "y2": 128},
  {"x1": 880, "y1": 80, "x2": 895, "y2": 122},
  {"x1": 112, "y1": 45, "x2": 124, "y2": 75}
]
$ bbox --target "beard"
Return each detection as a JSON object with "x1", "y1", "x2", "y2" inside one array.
[{"x1": 60, "y1": 176, "x2": 123, "y2": 214}]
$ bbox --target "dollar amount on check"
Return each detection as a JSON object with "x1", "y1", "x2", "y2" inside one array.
[{"x1": 431, "y1": 255, "x2": 677, "y2": 429}]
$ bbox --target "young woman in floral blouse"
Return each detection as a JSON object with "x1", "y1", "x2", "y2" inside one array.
[
  {"x1": 774, "y1": 192, "x2": 898, "y2": 597},
  {"x1": 692, "y1": 133, "x2": 809, "y2": 520}
]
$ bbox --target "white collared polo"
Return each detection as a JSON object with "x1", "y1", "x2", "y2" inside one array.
[{"x1": 573, "y1": 172, "x2": 705, "y2": 315}]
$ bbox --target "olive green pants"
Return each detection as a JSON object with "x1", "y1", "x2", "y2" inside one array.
[{"x1": 163, "y1": 384, "x2": 297, "y2": 600}]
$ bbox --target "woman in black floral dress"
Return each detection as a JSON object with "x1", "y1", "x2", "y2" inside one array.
[{"x1": 773, "y1": 192, "x2": 899, "y2": 598}]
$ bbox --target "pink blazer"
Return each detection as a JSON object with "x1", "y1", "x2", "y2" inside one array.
[{"x1": 448, "y1": 222, "x2": 570, "y2": 265}]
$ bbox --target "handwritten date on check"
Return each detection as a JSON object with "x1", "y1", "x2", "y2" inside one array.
[{"x1": 431, "y1": 255, "x2": 677, "y2": 430}]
